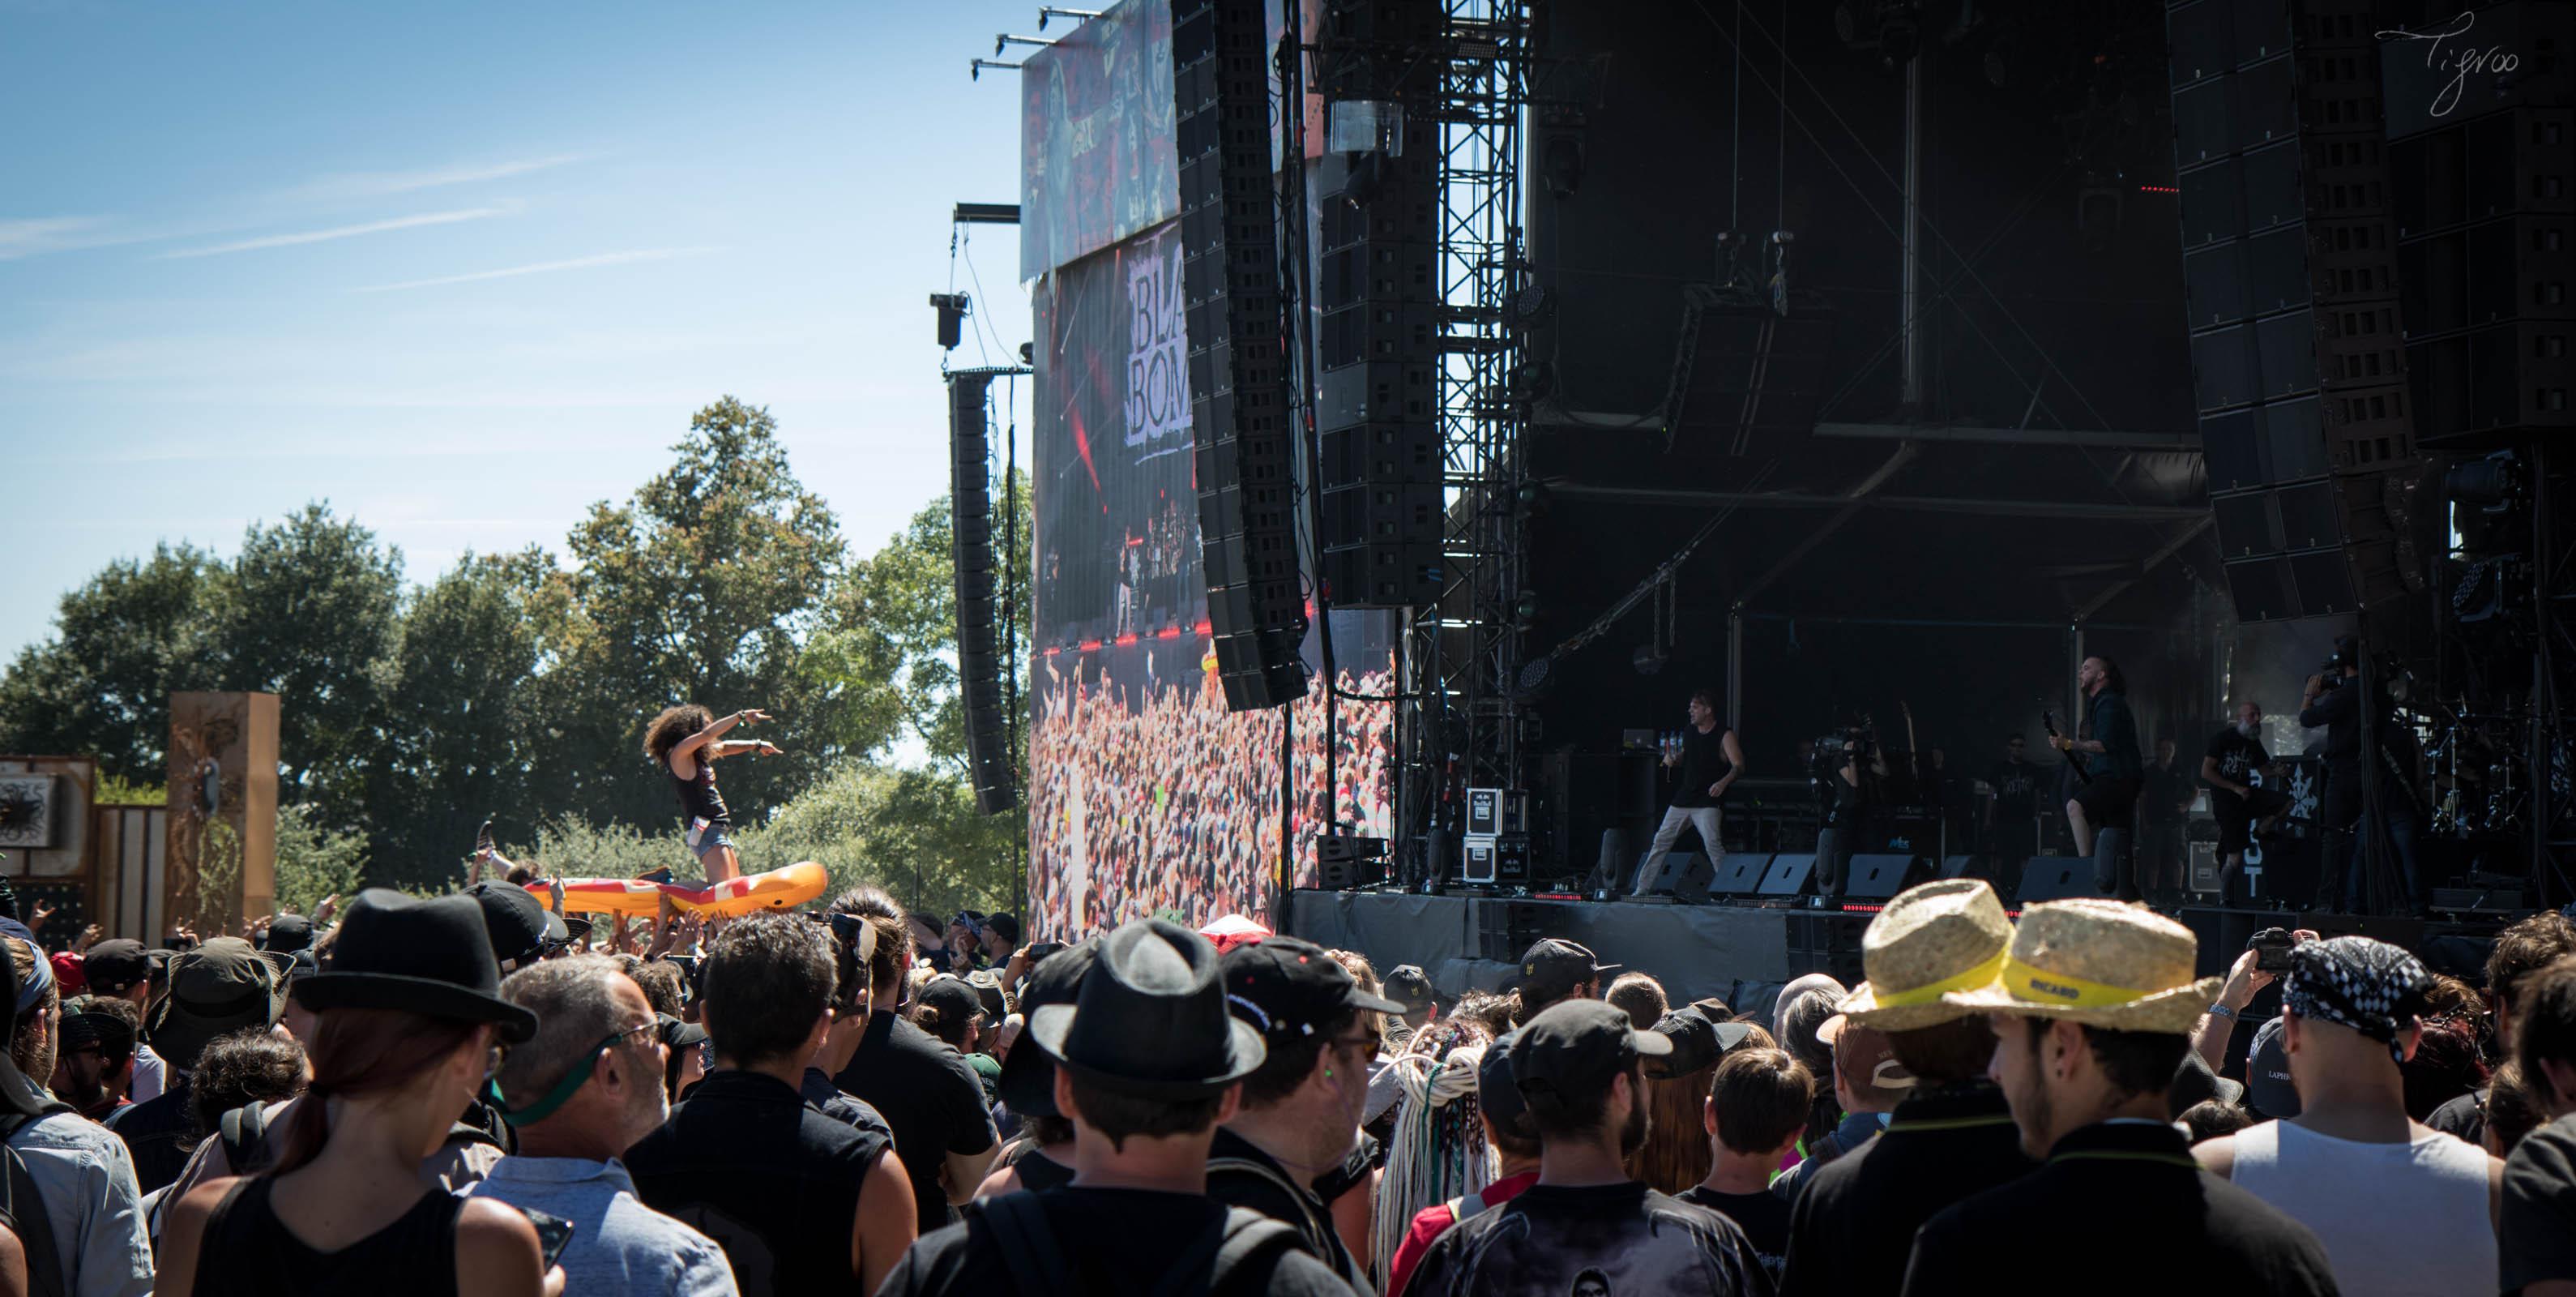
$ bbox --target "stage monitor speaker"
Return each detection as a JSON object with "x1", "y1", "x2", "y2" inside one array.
[
  {"x1": 1842, "y1": 854, "x2": 1918, "y2": 901},
  {"x1": 1177, "y1": 0, "x2": 1308, "y2": 708},
  {"x1": 1759, "y1": 853, "x2": 1817, "y2": 897},
  {"x1": 1712, "y1": 853, "x2": 1771, "y2": 897},
  {"x1": 2013, "y1": 856, "x2": 2095, "y2": 905},
  {"x1": 946, "y1": 371, "x2": 1018, "y2": 815},
  {"x1": 1938, "y1": 854, "x2": 1990, "y2": 882},
  {"x1": 1632, "y1": 852, "x2": 1715, "y2": 903}
]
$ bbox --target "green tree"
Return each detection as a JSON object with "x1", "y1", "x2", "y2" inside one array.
[
  {"x1": 211, "y1": 504, "x2": 403, "y2": 828},
  {"x1": 0, "y1": 542, "x2": 216, "y2": 781},
  {"x1": 273, "y1": 803, "x2": 368, "y2": 916},
  {"x1": 734, "y1": 761, "x2": 1013, "y2": 916},
  {"x1": 545, "y1": 397, "x2": 852, "y2": 828},
  {"x1": 361, "y1": 548, "x2": 556, "y2": 889}
]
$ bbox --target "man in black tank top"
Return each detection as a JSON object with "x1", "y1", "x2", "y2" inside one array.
[{"x1": 1632, "y1": 689, "x2": 1746, "y2": 896}]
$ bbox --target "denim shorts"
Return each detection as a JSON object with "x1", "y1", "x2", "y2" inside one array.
[{"x1": 686, "y1": 820, "x2": 735, "y2": 860}]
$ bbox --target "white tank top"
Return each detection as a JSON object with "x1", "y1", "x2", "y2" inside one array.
[{"x1": 2230, "y1": 1118, "x2": 2494, "y2": 1297}]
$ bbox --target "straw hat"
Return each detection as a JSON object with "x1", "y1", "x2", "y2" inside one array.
[
  {"x1": 1834, "y1": 879, "x2": 2014, "y2": 1031},
  {"x1": 1937, "y1": 898, "x2": 2224, "y2": 1034}
]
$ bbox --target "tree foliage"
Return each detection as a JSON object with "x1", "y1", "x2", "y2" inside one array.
[{"x1": 0, "y1": 396, "x2": 1034, "y2": 912}]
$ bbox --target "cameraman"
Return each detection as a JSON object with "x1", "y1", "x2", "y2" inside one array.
[
  {"x1": 2299, "y1": 638, "x2": 2423, "y2": 915},
  {"x1": 1815, "y1": 705, "x2": 1904, "y2": 901}
]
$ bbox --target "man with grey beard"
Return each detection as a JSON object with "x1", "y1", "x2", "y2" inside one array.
[{"x1": 470, "y1": 955, "x2": 738, "y2": 1295}]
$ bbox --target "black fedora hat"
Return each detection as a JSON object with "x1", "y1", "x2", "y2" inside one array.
[
  {"x1": 998, "y1": 940, "x2": 1097, "y2": 1117},
  {"x1": 1029, "y1": 918, "x2": 1262, "y2": 1099},
  {"x1": 293, "y1": 890, "x2": 536, "y2": 1042},
  {"x1": 147, "y1": 937, "x2": 290, "y2": 1071}
]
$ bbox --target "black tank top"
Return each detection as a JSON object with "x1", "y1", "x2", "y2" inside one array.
[
  {"x1": 670, "y1": 756, "x2": 731, "y2": 828},
  {"x1": 195, "y1": 1175, "x2": 464, "y2": 1297}
]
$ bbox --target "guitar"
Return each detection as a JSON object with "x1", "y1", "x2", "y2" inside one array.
[{"x1": 2041, "y1": 705, "x2": 2092, "y2": 785}]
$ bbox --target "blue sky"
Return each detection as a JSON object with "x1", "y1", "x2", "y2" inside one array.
[{"x1": 1, "y1": 0, "x2": 1042, "y2": 662}]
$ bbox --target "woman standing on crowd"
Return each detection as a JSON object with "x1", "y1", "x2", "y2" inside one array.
[
  {"x1": 157, "y1": 892, "x2": 555, "y2": 1297},
  {"x1": 643, "y1": 703, "x2": 780, "y2": 885}
]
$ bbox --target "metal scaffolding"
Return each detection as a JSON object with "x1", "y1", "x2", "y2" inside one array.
[{"x1": 1398, "y1": 0, "x2": 1531, "y2": 884}]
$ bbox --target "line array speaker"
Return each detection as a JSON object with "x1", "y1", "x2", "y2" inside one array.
[
  {"x1": 948, "y1": 373, "x2": 1019, "y2": 815},
  {"x1": 1177, "y1": 0, "x2": 1309, "y2": 708},
  {"x1": 2168, "y1": 0, "x2": 2430, "y2": 623},
  {"x1": 1313, "y1": 0, "x2": 1443, "y2": 608}
]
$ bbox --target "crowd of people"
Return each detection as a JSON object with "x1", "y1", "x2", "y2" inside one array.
[
  {"x1": 1027, "y1": 653, "x2": 1395, "y2": 935},
  {"x1": 13, "y1": 854, "x2": 2576, "y2": 1294}
]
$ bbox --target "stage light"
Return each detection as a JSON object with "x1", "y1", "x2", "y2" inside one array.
[
  {"x1": 1516, "y1": 654, "x2": 1554, "y2": 696},
  {"x1": 1632, "y1": 643, "x2": 1668, "y2": 675},
  {"x1": 969, "y1": 58, "x2": 1023, "y2": 81},
  {"x1": 929, "y1": 292, "x2": 971, "y2": 349},
  {"x1": 2448, "y1": 450, "x2": 2525, "y2": 512},
  {"x1": 1037, "y1": 7, "x2": 1101, "y2": 32},
  {"x1": 997, "y1": 34, "x2": 1054, "y2": 56}
]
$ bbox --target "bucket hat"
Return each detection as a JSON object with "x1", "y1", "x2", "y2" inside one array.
[{"x1": 146, "y1": 937, "x2": 290, "y2": 1070}]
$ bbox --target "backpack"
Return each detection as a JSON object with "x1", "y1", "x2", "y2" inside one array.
[
  {"x1": 2, "y1": 1107, "x2": 79, "y2": 1297},
  {"x1": 971, "y1": 1193, "x2": 1302, "y2": 1297}
]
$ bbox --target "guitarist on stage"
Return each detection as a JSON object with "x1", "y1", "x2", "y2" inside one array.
[{"x1": 2049, "y1": 653, "x2": 2142, "y2": 897}]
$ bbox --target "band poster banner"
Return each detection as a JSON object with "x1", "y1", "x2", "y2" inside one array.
[
  {"x1": 1019, "y1": 0, "x2": 1178, "y2": 279},
  {"x1": 1027, "y1": 220, "x2": 1396, "y2": 939},
  {"x1": 1017, "y1": 0, "x2": 1327, "y2": 280}
]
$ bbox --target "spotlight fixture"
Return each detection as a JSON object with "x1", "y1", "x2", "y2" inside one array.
[
  {"x1": 2447, "y1": 450, "x2": 2526, "y2": 512},
  {"x1": 970, "y1": 58, "x2": 1023, "y2": 81},
  {"x1": 996, "y1": 33, "x2": 1053, "y2": 55},
  {"x1": 1037, "y1": 6, "x2": 1100, "y2": 31},
  {"x1": 929, "y1": 292, "x2": 972, "y2": 349}
]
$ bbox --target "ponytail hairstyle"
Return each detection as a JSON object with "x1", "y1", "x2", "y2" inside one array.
[
  {"x1": 827, "y1": 885, "x2": 912, "y2": 1000},
  {"x1": 271, "y1": 1008, "x2": 484, "y2": 1176}
]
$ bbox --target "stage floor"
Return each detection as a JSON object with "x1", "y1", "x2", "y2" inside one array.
[{"x1": 1285, "y1": 888, "x2": 1801, "y2": 1011}]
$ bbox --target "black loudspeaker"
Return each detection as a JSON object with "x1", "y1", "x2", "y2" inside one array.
[
  {"x1": 2013, "y1": 856, "x2": 2095, "y2": 904},
  {"x1": 1759, "y1": 853, "x2": 1817, "y2": 897},
  {"x1": 1476, "y1": 899, "x2": 1567, "y2": 963},
  {"x1": 1318, "y1": 834, "x2": 1389, "y2": 889},
  {"x1": 1939, "y1": 854, "x2": 1989, "y2": 881},
  {"x1": 947, "y1": 372, "x2": 1019, "y2": 815},
  {"x1": 1177, "y1": 0, "x2": 1309, "y2": 709},
  {"x1": 1712, "y1": 852, "x2": 1771, "y2": 897},
  {"x1": 1313, "y1": 0, "x2": 1442, "y2": 608},
  {"x1": 1841, "y1": 854, "x2": 1919, "y2": 901},
  {"x1": 1634, "y1": 852, "x2": 1715, "y2": 902},
  {"x1": 1663, "y1": 292, "x2": 1839, "y2": 456},
  {"x1": 2168, "y1": 0, "x2": 2430, "y2": 623},
  {"x1": 1785, "y1": 912, "x2": 1869, "y2": 984}
]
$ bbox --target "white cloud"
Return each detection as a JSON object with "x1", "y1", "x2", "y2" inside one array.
[
  {"x1": 356, "y1": 246, "x2": 718, "y2": 293},
  {"x1": 156, "y1": 206, "x2": 515, "y2": 259},
  {"x1": 280, "y1": 152, "x2": 595, "y2": 203},
  {"x1": 0, "y1": 216, "x2": 111, "y2": 260}
]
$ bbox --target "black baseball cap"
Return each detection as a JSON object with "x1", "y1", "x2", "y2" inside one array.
[
  {"x1": 82, "y1": 940, "x2": 150, "y2": 995},
  {"x1": 1506, "y1": 999, "x2": 1669, "y2": 1117},
  {"x1": 262, "y1": 914, "x2": 314, "y2": 954},
  {"x1": 1480, "y1": 1027, "x2": 1529, "y2": 1128},
  {"x1": 1383, "y1": 965, "x2": 1437, "y2": 1011},
  {"x1": 1514, "y1": 938, "x2": 1618, "y2": 1004},
  {"x1": 1646, "y1": 1005, "x2": 1755, "y2": 1079},
  {"x1": 2245, "y1": 1016, "x2": 2299, "y2": 1118},
  {"x1": 917, "y1": 975, "x2": 984, "y2": 1029},
  {"x1": 1221, "y1": 935, "x2": 1404, "y2": 1042}
]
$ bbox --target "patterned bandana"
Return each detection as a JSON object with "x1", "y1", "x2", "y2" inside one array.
[{"x1": 2283, "y1": 935, "x2": 2431, "y2": 1063}]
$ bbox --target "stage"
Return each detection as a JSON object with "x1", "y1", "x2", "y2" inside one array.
[{"x1": 1285, "y1": 888, "x2": 2510, "y2": 1021}]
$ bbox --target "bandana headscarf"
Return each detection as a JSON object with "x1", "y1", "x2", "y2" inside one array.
[{"x1": 2283, "y1": 935, "x2": 2431, "y2": 1063}]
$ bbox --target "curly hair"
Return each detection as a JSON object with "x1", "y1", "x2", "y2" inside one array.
[{"x1": 643, "y1": 704, "x2": 715, "y2": 766}]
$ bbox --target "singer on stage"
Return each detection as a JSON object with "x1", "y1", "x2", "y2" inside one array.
[
  {"x1": 2052, "y1": 653, "x2": 2142, "y2": 897},
  {"x1": 1630, "y1": 689, "x2": 1745, "y2": 895}
]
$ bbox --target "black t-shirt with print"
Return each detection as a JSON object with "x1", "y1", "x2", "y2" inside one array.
[
  {"x1": 1989, "y1": 758, "x2": 2043, "y2": 819},
  {"x1": 1403, "y1": 1181, "x2": 1774, "y2": 1297},
  {"x1": 2204, "y1": 727, "x2": 2270, "y2": 820},
  {"x1": 1677, "y1": 1185, "x2": 1792, "y2": 1280},
  {"x1": 875, "y1": 1187, "x2": 1352, "y2": 1297},
  {"x1": 833, "y1": 1010, "x2": 1000, "y2": 1235},
  {"x1": 2503, "y1": 1112, "x2": 2576, "y2": 1292}
]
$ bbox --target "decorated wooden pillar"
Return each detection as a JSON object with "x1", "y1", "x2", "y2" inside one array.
[{"x1": 165, "y1": 692, "x2": 280, "y2": 937}]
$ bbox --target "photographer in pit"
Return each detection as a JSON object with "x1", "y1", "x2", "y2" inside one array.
[
  {"x1": 2299, "y1": 636, "x2": 2424, "y2": 916},
  {"x1": 1813, "y1": 706, "x2": 1906, "y2": 901}
]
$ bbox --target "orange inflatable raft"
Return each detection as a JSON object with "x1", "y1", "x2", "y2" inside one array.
[{"x1": 523, "y1": 859, "x2": 829, "y2": 918}]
